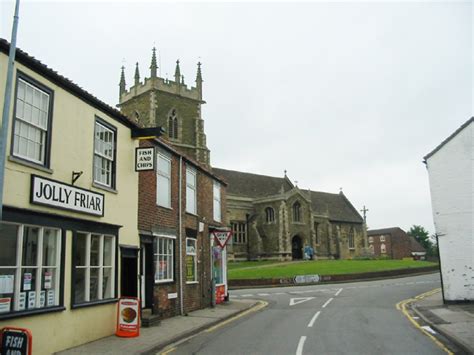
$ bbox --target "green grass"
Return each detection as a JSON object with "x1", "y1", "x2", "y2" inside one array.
[{"x1": 228, "y1": 259, "x2": 437, "y2": 279}]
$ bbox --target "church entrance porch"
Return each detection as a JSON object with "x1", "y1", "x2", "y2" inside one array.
[{"x1": 292, "y1": 235, "x2": 303, "y2": 260}]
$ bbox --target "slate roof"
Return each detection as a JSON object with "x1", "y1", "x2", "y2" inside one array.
[
  {"x1": 367, "y1": 227, "x2": 404, "y2": 236},
  {"x1": 367, "y1": 227, "x2": 427, "y2": 253},
  {"x1": 213, "y1": 168, "x2": 363, "y2": 224}
]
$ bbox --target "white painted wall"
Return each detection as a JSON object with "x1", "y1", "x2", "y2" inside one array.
[{"x1": 426, "y1": 119, "x2": 473, "y2": 301}]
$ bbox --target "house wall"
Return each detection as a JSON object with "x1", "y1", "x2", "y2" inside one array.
[
  {"x1": 0, "y1": 54, "x2": 139, "y2": 354},
  {"x1": 426, "y1": 120, "x2": 473, "y2": 301}
]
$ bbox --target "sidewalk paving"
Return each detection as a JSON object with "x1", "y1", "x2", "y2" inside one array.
[
  {"x1": 57, "y1": 299, "x2": 259, "y2": 355},
  {"x1": 411, "y1": 291, "x2": 474, "y2": 353}
]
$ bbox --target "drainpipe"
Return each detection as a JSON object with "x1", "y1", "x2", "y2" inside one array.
[
  {"x1": 246, "y1": 213, "x2": 250, "y2": 261},
  {"x1": 178, "y1": 156, "x2": 184, "y2": 315}
]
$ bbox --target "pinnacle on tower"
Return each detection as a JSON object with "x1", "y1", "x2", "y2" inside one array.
[
  {"x1": 181, "y1": 75, "x2": 185, "y2": 85},
  {"x1": 174, "y1": 60, "x2": 181, "y2": 84},
  {"x1": 134, "y1": 62, "x2": 140, "y2": 86},
  {"x1": 196, "y1": 62, "x2": 203, "y2": 100},
  {"x1": 150, "y1": 47, "x2": 158, "y2": 78},
  {"x1": 119, "y1": 65, "x2": 126, "y2": 96}
]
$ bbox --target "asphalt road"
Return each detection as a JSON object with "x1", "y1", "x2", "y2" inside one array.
[{"x1": 167, "y1": 273, "x2": 444, "y2": 355}]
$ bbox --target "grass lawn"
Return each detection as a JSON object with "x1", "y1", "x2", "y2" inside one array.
[{"x1": 228, "y1": 259, "x2": 437, "y2": 279}]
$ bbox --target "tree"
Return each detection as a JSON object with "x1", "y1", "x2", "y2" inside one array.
[{"x1": 408, "y1": 225, "x2": 436, "y2": 256}]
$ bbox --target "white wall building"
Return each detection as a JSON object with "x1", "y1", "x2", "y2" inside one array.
[{"x1": 424, "y1": 117, "x2": 473, "y2": 302}]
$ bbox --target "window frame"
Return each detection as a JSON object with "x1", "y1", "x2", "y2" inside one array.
[
  {"x1": 185, "y1": 238, "x2": 198, "y2": 284},
  {"x1": 293, "y1": 201, "x2": 301, "y2": 222},
  {"x1": 11, "y1": 72, "x2": 54, "y2": 168},
  {"x1": 93, "y1": 117, "x2": 117, "y2": 189},
  {"x1": 380, "y1": 235, "x2": 386, "y2": 242},
  {"x1": 154, "y1": 234, "x2": 175, "y2": 284},
  {"x1": 380, "y1": 243, "x2": 387, "y2": 254},
  {"x1": 185, "y1": 166, "x2": 197, "y2": 215},
  {"x1": 71, "y1": 232, "x2": 117, "y2": 308},
  {"x1": 265, "y1": 207, "x2": 275, "y2": 223},
  {"x1": 213, "y1": 181, "x2": 221, "y2": 222},
  {"x1": 0, "y1": 221, "x2": 64, "y2": 319},
  {"x1": 368, "y1": 236, "x2": 374, "y2": 243},
  {"x1": 231, "y1": 222, "x2": 247, "y2": 244},
  {"x1": 157, "y1": 152, "x2": 172, "y2": 208},
  {"x1": 348, "y1": 227, "x2": 355, "y2": 250}
]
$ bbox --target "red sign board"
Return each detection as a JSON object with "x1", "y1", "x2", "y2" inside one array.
[
  {"x1": 212, "y1": 231, "x2": 232, "y2": 248},
  {"x1": 216, "y1": 285, "x2": 226, "y2": 304},
  {"x1": 1, "y1": 327, "x2": 32, "y2": 355},
  {"x1": 116, "y1": 297, "x2": 140, "y2": 338}
]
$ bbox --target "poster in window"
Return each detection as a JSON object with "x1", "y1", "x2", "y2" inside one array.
[
  {"x1": 40, "y1": 291, "x2": 46, "y2": 307},
  {"x1": 47, "y1": 290, "x2": 55, "y2": 306},
  {"x1": 27, "y1": 291, "x2": 36, "y2": 309},
  {"x1": 18, "y1": 292, "x2": 26, "y2": 310},
  {"x1": 0, "y1": 275, "x2": 14, "y2": 294},
  {"x1": 0, "y1": 298, "x2": 11, "y2": 313},
  {"x1": 44, "y1": 271, "x2": 52, "y2": 289},
  {"x1": 23, "y1": 273, "x2": 32, "y2": 291},
  {"x1": 159, "y1": 260, "x2": 167, "y2": 279},
  {"x1": 186, "y1": 256, "x2": 195, "y2": 282}
]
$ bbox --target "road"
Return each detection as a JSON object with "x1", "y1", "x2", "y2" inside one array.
[{"x1": 166, "y1": 273, "x2": 444, "y2": 355}]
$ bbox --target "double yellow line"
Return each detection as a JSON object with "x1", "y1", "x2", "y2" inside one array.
[{"x1": 396, "y1": 288, "x2": 453, "y2": 355}]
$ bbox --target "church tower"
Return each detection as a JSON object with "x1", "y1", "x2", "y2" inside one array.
[{"x1": 118, "y1": 48, "x2": 210, "y2": 166}]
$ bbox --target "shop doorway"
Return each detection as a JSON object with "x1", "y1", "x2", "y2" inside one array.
[
  {"x1": 140, "y1": 242, "x2": 154, "y2": 309},
  {"x1": 120, "y1": 247, "x2": 139, "y2": 297},
  {"x1": 292, "y1": 235, "x2": 303, "y2": 260}
]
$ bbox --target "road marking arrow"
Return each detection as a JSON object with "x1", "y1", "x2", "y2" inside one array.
[{"x1": 289, "y1": 297, "x2": 314, "y2": 306}]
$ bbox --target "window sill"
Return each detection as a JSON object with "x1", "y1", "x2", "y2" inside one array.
[
  {"x1": 8, "y1": 155, "x2": 53, "y2": 174},
  {"x1": 157, "y1": 205, "x2": 173, "y2": 211},
  {"x1": 185, "y1": 211, "x2": 198, "y2": 217},
  {"x1": 92, "y1": 182, "x2": 118, "y2": 194},
  {"x1": 72, "y1": 298, "x2": 118, "y2": 310},
  {"x1": 0, "y1": 305, "x2": 65, "y2": 321},
  {"x1": 155, "y1": 280, "x2": 175, "y2": 285},
  {"x1": 186, "y1": 281, "x2": 199, "y2": 285}
]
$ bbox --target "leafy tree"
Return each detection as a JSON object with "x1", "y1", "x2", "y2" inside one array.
[{"x1": 408, "y1": 225, "x2": 436, "y2": 256}]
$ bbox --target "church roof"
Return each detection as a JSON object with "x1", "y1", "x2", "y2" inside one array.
[
  {"x1": 213, "y1": 168, "x2": 363, "y2": 224},
  {"x1": 212, "y1": 168, "x2": 292, "y2": 198}
]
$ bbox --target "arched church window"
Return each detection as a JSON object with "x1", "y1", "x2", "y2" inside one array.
[
  {"x1": 168, "y1": 109, "x2": 178, "y2": 139},
  {"x1": 293, "y1": 201, "x2": 301, "y2": 222},
  {"x1": 265, "y1": 207, "x2": 275, "y2": 223},
  {"x1": 348, "y1": 227, "x2": 355, "y2": 249}
]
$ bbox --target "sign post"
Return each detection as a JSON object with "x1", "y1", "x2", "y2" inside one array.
[
  {"x1": 116, "y1": 297, "x2": 140, "y2": 338},
  {"x1": 1, "y1": 327, "x2": 32, "y2": 355}
]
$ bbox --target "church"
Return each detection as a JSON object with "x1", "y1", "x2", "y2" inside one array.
[{"x1": 118, "y1": 48, "x2": 368, "y2": 261}]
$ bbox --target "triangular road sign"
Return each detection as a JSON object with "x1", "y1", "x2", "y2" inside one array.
[{"x1": 289, "y1": 297, "x2": 314, "y2": 306}]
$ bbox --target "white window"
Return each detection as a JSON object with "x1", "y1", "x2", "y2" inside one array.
[
  {"x1": 157, "y1": 153, "x2": 172, "y2": 208},
  {"x1": 186, "y1": 167, "x2": 197, "y2": 214},
  {"x1": 231, "y1": 222, "x2": 247, "y2": 244},
  {"x1": 154, "y1": 235, "x2": 175, "y2": 283},
  {"x1": 368, "y1": 237, "x2": 374, "y2": 243},
  {"x1": 0, "y1": 222, "x2": 61, "y2": 314},
  {"x1": 380, "y1": 243, "x2": 386, "y2": 254},
  {"x1": 74, "y1": 233, "x2": 115, "y2": 304},
  {"x1": 12, "y1": 78, "x2": 51, "y2": 165},
  {"x1": 186, "y1": 238, "x2": 197, "y2": 283},
  {"x1": 213, "y1": 181, "x2": 221, "y2": 222},
  {"x1": 380, "y1": 235, "x2": 386, "y2": 242},
  {"x1": 94, "y1": 120, "x2": 116, "y2": 188}
]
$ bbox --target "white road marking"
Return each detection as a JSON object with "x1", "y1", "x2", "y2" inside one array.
[
  {"x1": 289, "y1": 297, "x2": 315, "y2": 306},
  {"x1": 240, "y1": 294, "x2": 253, "y2": 297},
  {"x1": 274, "y1": 292, "x2": 285, "y2": 295},
  {"x1": 322, "y1": 297, "x2": 334, "y2": 308},
  {"x1": 421, "y1": 326, "x2": 437, "y2": 335},
  {"x1": 257, "y1": 293, "x2": 270, "y2": 296},
  {"x1": 296, "y1": 336, "x2": 307, "y2": 355},
  {"x1": 335, "y1": 288, "x2": 343, "y2": 296},
  {"x1": 307, "y1": 311, "x2": 321, "y2": 327}
]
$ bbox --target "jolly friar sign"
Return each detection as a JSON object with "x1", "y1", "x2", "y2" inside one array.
[{"x1": 30, "y1": 175, "x2": 104, "y2": 217}]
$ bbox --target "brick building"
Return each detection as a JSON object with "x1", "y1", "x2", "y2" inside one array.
[{"x1": 367, "y1": 227, "x2": 426, "y2": 259}]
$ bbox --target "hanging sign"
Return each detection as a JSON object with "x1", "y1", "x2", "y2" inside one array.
[
  {"x1": 212, "y1": 230, "x2": 232, "y2": 248},
  {"x1": 116, "y1": 297, "x2": 140, "y2": 338},
  {"x1": 30, "y1": 175, "x2": 104, "y2": 217},
  {"x1": 135, "y1": 147, "x2": 155, "y2": 171},
  {"x1": 1, "y1": 327, "x2": 33, "y2": 355}
]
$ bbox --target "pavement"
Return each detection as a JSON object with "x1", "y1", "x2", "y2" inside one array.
[
  {"x1": 411, "y1": 290, "x2": 474, "y2": 354},
  {"x1": 56, "y1": 299, "x2": 260, "y2": 355}
]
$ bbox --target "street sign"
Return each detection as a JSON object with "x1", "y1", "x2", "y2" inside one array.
[
  {"x1": 135, "y1": 147, "x2": 155, "y2": 171},
  {"x1": 294, "y1": 274, "x2": 320, "y2": 284},
  {"x1": 1, "y1": 327, "x2": 32, "y2": 355},
  {"x1": 289, "y1": 297, "x2": 314, "y2": 306},
  {"x1": 212, "y1": 230, "x2": 232, "y2": 248}
]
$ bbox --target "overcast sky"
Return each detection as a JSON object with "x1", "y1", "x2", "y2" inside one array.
[{"x1": 1, "y1": 1, "x2": 472, "y2": 234}]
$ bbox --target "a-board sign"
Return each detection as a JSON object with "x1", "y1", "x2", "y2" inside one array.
[
  {"x1": 116, "y1": 297, "x2": 140, "y2": 338},
  {"x1": 212, "y1": 230, "x2": 232, "y2": 248},
  {"x1": 1, "y1": 327, "x2": 32, "y2": 355},
  {"x1": 135, "y1": 147, "x2": 155, "y2": 171}
]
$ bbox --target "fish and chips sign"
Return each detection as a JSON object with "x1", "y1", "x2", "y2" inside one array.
[
  {"x1": 135, "y1": 147, "x2": 155, "y2": 171},
  {"x1": 212, "y1": 230, "x2": 232, "y2": 248},
  {"x1": 30, "y1": 175, "x2": 104, "y2": 217}
]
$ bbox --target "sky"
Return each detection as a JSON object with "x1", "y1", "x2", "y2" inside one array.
[{"x1": 1, "y1": 0, "x2": 472, "y2": 234}]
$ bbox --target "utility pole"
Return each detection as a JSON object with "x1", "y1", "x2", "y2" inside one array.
[{"x1": 0, "y1": 0, "x2": 20, "y2": 221}]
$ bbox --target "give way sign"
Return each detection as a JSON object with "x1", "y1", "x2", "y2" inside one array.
[{"x1": 213, "y1": 230, "x2": 232, "y2": 248}]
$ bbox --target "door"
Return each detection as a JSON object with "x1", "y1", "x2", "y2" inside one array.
[
  {"x1": 140, "y1": 243, "x2": 154, "y2": 309},
  {"x1": 120, "y1": 247, "x2": 139, "y2": 297},
  {"x1": 292, "y1": 235, "x2": 303, "y2": 260}
]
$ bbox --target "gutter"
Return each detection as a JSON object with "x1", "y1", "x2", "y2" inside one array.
[{"x1": 178, "y1": 156, "x2": 184, "y2": 315}]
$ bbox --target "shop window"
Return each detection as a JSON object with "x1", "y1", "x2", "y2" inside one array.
[
  {"x1": 212, "y1": 246, "x2": 224, "y2": 285},
  {"x1": 157, "y1": 152, "x2": 172, "y2": 208},
  {"x1": 186, "y1": 238, "x2": 197, "y2": 283},
  {"x1": 265, "y1": 207, "x2": 275, "y2": 223},
  {"x1": 93, "y1": 119, "x2": 116, "y2": 188},
  {"x1": 0, "y1": 222, "x2": 61, "y2": 315},
  {"x1": 154, "y1": 235, "x2": 175, "y2": 283},
  {"x1": 293, "y1": 201, "x2": 301, "y2": 222},
  {"x1": 231, "y1": 222, "x2": 247, "y2": 244},
  {"x1": 213, "y1": 181, "x2": 221, "y2": 222},
  {"x1": 348, "y1": 227, "x2": 355, "y2": 250},
  {"x1": 186, "y1": 167, "x2": 197, "y2": 214},
  {"x1": 73, "y1": 233, "x2": 115, "y2": 305},
  {"x1": 12, "y1": 76, "x2": 52, "y2": 167}
]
